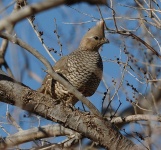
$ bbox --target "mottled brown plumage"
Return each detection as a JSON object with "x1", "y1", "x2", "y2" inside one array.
[{"x1": 38, "y1": 20, "x2": 109, "y2": 105}]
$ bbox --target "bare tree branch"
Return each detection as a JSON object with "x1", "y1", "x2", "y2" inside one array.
[
  {"x1": 0, "y1": 124, "x2": 80, "y2": 148},
  {"x1": 0, "y1": 69, "x2": 143, "y2": 150},
  {"x1": 110, "y1": 114, "x2": 161, "y2": 124},
  {"x1": 0, "y1": 0, "x2": 106, "y2": 31}
]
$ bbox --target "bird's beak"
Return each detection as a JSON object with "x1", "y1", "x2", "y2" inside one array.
[{"x1": 103, "y1": 38, "x2": 109, "y2": 44}]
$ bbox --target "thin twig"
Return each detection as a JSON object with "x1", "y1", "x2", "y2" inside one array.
[{"x1": 27, "y1": 17, "x2": 57, "y2": 63}]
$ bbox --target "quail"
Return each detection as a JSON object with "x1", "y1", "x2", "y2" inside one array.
[{"x1": 38, "y1": 20, "x2": 109, "y2": 105}]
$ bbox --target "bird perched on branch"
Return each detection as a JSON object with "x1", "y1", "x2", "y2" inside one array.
[{"x1": 38, "y1": 20, "x2": 109, "y2": 105}]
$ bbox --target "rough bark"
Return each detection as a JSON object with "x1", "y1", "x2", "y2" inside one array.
[{"x1": 0, "y1": 70, "x2": 144, "y2": 150}]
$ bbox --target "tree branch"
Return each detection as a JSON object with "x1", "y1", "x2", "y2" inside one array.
[
  {"x1": 0, "y1": 70, "x2": 143, "y2": 150},
  {"x1": 0, "y1": 124, "x2": 80, "y2": 148},
  {"x1": 0, "y1": 0, "x2": 106, "y2": 31},
  {"x1": 110, "y1": 114, "x2": 161, "y2": 124}
]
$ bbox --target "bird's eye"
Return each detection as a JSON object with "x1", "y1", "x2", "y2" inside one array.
[{"x1": 94, "y1": 36, "x2": 99, "y2": 40}]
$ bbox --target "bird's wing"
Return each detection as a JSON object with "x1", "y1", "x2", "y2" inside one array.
[
  {"x1": 37, "y1": 55, "x2": 68, "y2": 95},
  {"x1": 53, "y1": 55, "x2": 68, "y2": 74}
]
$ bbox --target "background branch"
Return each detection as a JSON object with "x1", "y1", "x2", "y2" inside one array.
[
  {"x1": 0, "y1": 124, "x2": 79, "y2": 148},
  {"x1": 0, "y1": 0, "x2": 106, "y2": 31},
  {"x1": 0, "y1": 32, "x2": 101, "y2": 117}
]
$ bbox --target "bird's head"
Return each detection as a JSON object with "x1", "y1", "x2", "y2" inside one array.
[{"x1": 79, "y1": 20, "x2": 109, "y2": 51}]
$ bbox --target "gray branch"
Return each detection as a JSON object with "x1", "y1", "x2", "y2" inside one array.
[{"x1": 1, "y1": 124, "x2": 79, "y2": 148}]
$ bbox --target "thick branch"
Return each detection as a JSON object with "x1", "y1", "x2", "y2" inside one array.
[{"x1": 0, "y1": 70, "x2": 143, "y2": 150}]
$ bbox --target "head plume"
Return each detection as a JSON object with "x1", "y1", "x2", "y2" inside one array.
[{"x1": 79, "y1": 20, "x2": 109, "y2": 51}]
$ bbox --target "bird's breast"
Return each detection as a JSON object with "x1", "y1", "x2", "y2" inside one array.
[{"x1": 65, "y1": 50, "x2": 103, "y2": 96}]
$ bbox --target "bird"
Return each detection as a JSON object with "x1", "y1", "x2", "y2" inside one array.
[{"x1": 38, "y1": 20, "x2": 109, "y2": 105}]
